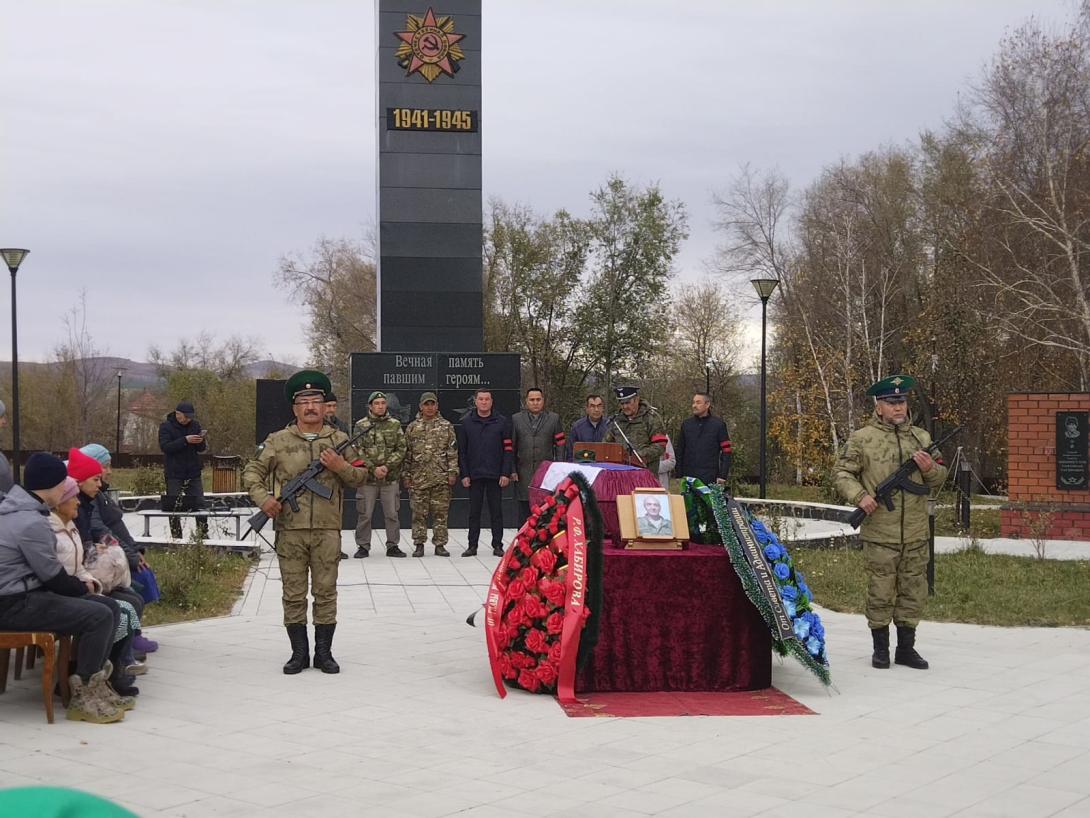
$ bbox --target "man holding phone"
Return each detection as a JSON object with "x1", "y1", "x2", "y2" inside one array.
[{"x1": 158, "y1": 400, "x2": 209, "y2": 538}]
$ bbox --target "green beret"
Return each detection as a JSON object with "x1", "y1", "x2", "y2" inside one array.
[
  {"x1": 368, "y1": 390, "x2": 387, "y2": 404},
  {"x1": 285, "y1": 370, "x2": 331, "y2": 403},
  {"x1": 866, "y1": 374, "x2": 916, "y2": 400}
]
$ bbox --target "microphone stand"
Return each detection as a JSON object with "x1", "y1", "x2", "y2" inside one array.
[{"x1": 608, "y1": 414, "x2": 646, "y2": 467}]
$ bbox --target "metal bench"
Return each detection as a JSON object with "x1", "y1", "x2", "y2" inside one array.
[
  {"x1": 134, "y1": 535, "x2": 262, "y2": 556},
  {"x1": 137, "y1": 510, "x2": 251, "y2": 540}
]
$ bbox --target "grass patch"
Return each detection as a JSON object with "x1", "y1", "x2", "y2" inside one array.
[
  {"x1": 108, "y1": 467, "x2": 212, "y2": 495},
  {"x1": 935, "y1": 506, "x2": 1001, "y2": 538},
  {"x1": 793, "y1": 548, "x2": 1090, "y2": 627},
  {"x1": 140, "y1": 543, "x2": 254, "y2": 626}
]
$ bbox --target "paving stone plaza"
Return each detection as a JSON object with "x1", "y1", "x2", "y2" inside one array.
[{"x1": 2, "y1": 516, "x2": 1089, "y2": 818}]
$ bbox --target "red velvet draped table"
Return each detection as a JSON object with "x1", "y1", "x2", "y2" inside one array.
[
  {"x1": 576, "y1": 545, "x2": 772, "y2": 692},
  {"x1": 529, "y1": 462, "x2": 772, "y2": 693}
]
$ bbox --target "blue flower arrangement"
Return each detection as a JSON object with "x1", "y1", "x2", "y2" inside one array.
[
  {"x1": 683, "y1": 478, "x2": 831, "y2": 685},
  {"x1": 749, "y1": 519, "x2": 828, "y2": 667}
]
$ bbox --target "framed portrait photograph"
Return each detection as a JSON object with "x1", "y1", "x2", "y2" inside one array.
[{"x1": 632, "y1": 488, "x2": 674, "y2": 540}]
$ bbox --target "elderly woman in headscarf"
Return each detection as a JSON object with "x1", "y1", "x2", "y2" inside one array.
[
  {"x1": 67, "y1": 449, "x2": 152, "y2": 672},
  {"x1": 79, "y1": 443, "x2": 160, "y2": 656},
  {"x1": 50, "y1": 475, "x2": 139, "y2": 702}
]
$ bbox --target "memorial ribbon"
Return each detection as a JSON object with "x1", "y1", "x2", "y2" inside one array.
[
  {"x1": 484, "y1": 555, "x2": 511, "y2": 698},
  {"x1": 557, "y1": 494, "x2": 588, "y2": 704}
]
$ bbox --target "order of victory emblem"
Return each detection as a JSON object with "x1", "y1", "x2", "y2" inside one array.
[{"x1": 395, "y1": 8, "x2": 466, "y2": 82}]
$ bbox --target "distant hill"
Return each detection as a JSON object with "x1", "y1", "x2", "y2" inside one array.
[{"x1": 0, "y1": 357, "x2": 297, "y2": 387}]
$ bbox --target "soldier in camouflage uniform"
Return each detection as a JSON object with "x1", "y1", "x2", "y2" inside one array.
[
  {"x1": 604, "y1": 385, "x2": 668, "y2": 474},
  {"x1": 242, "y1": 370, "x2": 368, "y2": 675},
  {"x1": 403, "y1": 392, "x2": 458, "y2": 558},
  {"x1": 353, "y1": 390, "x2": 408, "y2": 559},
  {"x1": 833, "y1": 374, "x2": 947, "y2": 671}
]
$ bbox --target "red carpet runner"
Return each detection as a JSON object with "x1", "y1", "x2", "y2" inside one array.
[{"x1": 557, "y1": 688, "x2": 814, "y2": 718}]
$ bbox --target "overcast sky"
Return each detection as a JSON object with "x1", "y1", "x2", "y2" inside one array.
[{"x1": 0, "y1": 0, "x2": 1074, "y2": 365}]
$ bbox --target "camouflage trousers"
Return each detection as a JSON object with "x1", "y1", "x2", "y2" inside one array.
[
  {"x1": 276, "y1": 529, "x2": 341, "y2": 626},
  {"x1": 410, "y1": 484, "x2": 451, "y2": 546},
  {"x1": 863, "y1": 539, "x2": 928, "y2": 630}
]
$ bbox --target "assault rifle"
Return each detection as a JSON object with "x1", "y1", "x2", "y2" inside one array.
[
  {"x1": 848, "y1": 425, "x2": 961, "y2": 529},
  {"x1": 243, "y1": 423, "x2": 371, "y2": 538}
]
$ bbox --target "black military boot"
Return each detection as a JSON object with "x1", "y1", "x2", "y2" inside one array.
[
  {"x1": 412, "y1": 544, "x2": 425, "y2": 558},
  {"x1": 283, "y1": 624, "x2": 310, "y2": 674},
  {"x1": 894, "y1": 625, "x2": 929, "y2": 669},
  {"x1": 871, "y1": 626, "x2": 890, "y2": 669},
  {"x1": 313, "y1": 624, "x2": 340, "y2": 674}
]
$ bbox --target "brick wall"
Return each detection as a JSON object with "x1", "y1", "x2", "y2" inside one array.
[{"x1": 1002, "y1": 393, "x2": 1090, "y2": 540}]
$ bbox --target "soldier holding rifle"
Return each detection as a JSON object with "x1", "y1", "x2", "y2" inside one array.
[
  {"x1": 242, "y1": 370, "x2": 368, "y2": 675},
  {"x1": 833, "y1": 375, "x2": 947, "y2": 671}
]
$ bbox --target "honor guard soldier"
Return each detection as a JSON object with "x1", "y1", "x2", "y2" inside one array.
[
  {"x1": 833, "y1": 374, "x2": 947, "y2": 671},
  {"x1": 604, "y1": 385, "x2": 668, "y2": 474},
  {"x1": 242, "y1": 370, "x2": 368, "y2": 675},
  {"x1": 403, "y1": 392, "x2": 458, "y2": 557}
]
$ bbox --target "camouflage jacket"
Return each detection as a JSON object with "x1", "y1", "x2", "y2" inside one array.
[
  {"x1": 354, "y1": 412, "x2": 406, "y2": 485},
  {"x1": 833, "y1": 412, "x2": 948, "y2": 544},
  {"x1": 404, "y1": 412, "x2": 458, "y2": 490},
  {"x1": 604, "y1": 400, "x2": 667, "y2": 474},
  {"x1": 241, "y1": 423, "x2": 367, "y2": 531}
]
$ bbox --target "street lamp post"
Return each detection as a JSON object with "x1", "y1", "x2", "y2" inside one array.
[
  {"x1": 705, "y1": 359, "x2": 712, "y2": 395},
  {"x1": 116, "y1": 369, "x2": 125, "y2": 454},
  {"x1": 1, "y1": 249, "x2": 30, "y2": 483},
  {"x1": 751, "y1": 277, "x2": 780, "y2": 499}
]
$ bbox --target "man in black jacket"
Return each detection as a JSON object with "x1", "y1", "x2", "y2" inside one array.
[
  {"x1": 456, "y1": 389, "x2": 514, "y2": 558},
  {"x1": 675, "y1": 393, "x2": 733, "y2": 487},
  {"x1": 158, "y1": 401, "x2": 208, "y2": 538}
]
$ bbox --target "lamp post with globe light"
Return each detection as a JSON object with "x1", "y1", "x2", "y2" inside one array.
[
  {"x1": 751, "y1": 277, "x2": 779, "y2": 499},
  {"x1": 1, "y1": 250, "x2": 30, "y2": 482}
]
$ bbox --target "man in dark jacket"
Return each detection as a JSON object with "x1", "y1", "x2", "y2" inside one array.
[
  {"x1": 675, "y1": 393, "x2": 733, "y2": 486},
  {"x1": 457, "y1": 389, "x2": 514, "y2": 558},
  {"x1": 158, "y1": 400, "x2": 208, "y2": 538},
  {"x1": 0, "y1": 453, "x2": 124, "y2": 723},
  {"x1": 567, "y1": 394, "x2": 607, "y2": 459},
  {"x1": 324, "y1": 391, "x2": 350, "y2": 434}
]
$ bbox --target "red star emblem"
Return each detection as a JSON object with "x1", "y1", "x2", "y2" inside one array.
[{"x1": 394, "y1": 8, "x2": 466, "y2": 82}]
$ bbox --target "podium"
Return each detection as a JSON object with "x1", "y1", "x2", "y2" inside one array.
[{"x1": 572, "y1": 442, "x2": 625, "y2": 464}]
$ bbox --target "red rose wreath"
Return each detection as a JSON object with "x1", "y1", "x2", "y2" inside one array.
[{"x1": 479, "y1": 472, "x2": 603, "y2": 702}]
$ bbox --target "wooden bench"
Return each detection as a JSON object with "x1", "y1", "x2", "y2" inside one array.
[{"x1": 0, "y1": 632, "x2": 72, "y2": 723}]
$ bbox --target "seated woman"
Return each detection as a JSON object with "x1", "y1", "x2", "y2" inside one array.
[
  {"x1": 51, "y1": 476, "x2": 140, "y2": 701},
  {"x1": 80, "y1": 444, "x2": 159, "y2": 656},
  {"x1": 67, "y1": 449, "x2": 149, "y2": 676},
  {"x1": 0, "y1": 453, "x2": 126, "y2": 723}
]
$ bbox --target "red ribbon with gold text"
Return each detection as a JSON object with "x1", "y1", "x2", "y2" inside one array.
[{"x1": 556, "y1": 494, "x2": 587, "y2": 703}]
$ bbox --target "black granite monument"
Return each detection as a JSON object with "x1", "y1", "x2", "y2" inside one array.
[
  {"x1": 378, "y1": 0, "x2": 483, "y2": 352},
  {"x1": 254, "y1": 2, "x2": 522, "y2": 531}
]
